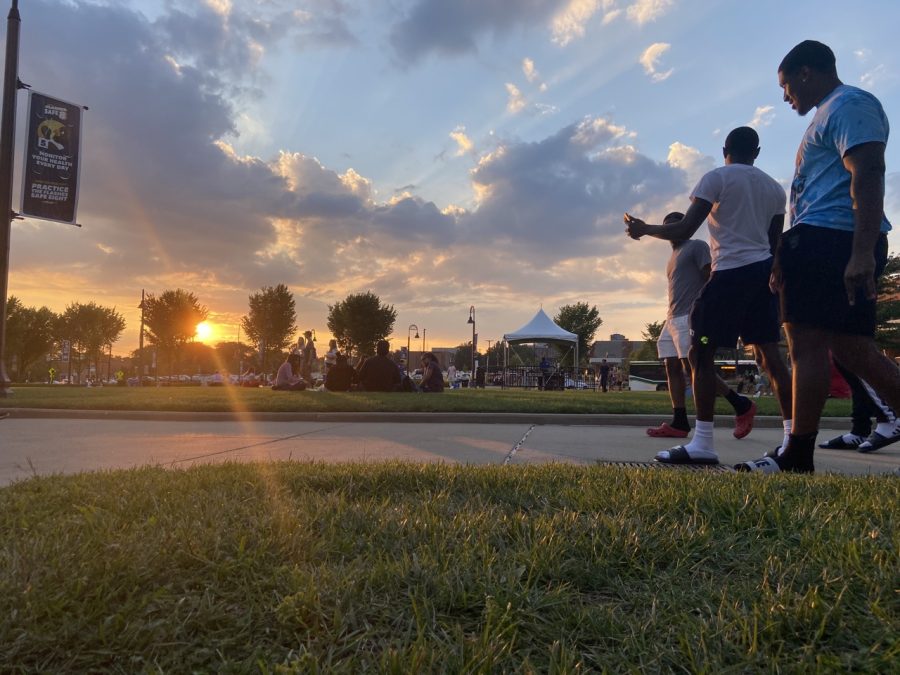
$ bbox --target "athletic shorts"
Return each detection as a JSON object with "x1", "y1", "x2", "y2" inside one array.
[
  {"x1": 779, "y1": 225, "x2": 888, "y2": 336},
  {"x1": 657, "y1": 314, "x2": 691, "y2": 359},
  {"x1": 690, "y1": 257, "x2": 780, "y2": 348}
]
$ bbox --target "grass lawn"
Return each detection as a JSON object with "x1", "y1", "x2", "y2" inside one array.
[
  {"x1": 1, "y1": 463, "x2": 896, "y2": 671},
  {"x1": 0, "y1": 385, "x2": 852, "y2": 417}
]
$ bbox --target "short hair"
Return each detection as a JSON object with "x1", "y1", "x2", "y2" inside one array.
[
  {"x1": 376, "y1": 339, "x2": 390, "y2": 356},
  {"x1": 663, "y1": 211, "x2": 684, "y2": 223},
  {"x1": 779, "y1": 40, "x2": 836, "y2": 76},
  {"x1": 724, "y1": 126, "x2": 759, "y2": 157}
]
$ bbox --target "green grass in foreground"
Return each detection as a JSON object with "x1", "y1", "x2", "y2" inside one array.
[
  {"x1": 0, "y1": 385, "x2": 853, "y2": 417},
  {"x1": 1, "y1": 463, "x2": 896, "y2": 672}
]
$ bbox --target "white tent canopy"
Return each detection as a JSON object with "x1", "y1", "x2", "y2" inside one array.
[
  {"x1": 504, "y1": 308, "x2": 577, "y2": 345},
  {"x1": 503, "y1": 308, "x2": 579, "y2": 370}
]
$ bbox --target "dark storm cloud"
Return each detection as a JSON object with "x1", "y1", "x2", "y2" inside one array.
[
  {"x1": 462, "y1": 117, "x2": 686, "y2": 262},
  {"x1": 388, "y1": 0, "x2": 563, "y2": 64}
]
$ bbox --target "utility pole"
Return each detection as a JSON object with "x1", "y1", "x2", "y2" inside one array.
[
  {"x1": 138, "y1": 290, "x2": 145, "y2": 384},
  {"x1": 0, "y1": 1, "x2": 21, "y2": 397}
]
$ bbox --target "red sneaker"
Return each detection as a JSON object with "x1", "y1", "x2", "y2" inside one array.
[
  {"x1": 646, "y1": 422, "x2": 689, "y2": 438},
  {"x1": 733, "y1": 400, "x2": 757, "y2": 439}
]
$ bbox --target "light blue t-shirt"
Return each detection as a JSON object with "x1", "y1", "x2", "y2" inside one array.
[{"x1": 790, "y1": 84, "x2": 891, "y2": 233}]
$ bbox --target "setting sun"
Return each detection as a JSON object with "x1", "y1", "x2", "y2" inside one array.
[{"x1": 195, "y1": 321, "x2": 214, "y2": 343}]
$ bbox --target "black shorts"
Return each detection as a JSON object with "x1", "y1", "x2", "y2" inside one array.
[
  {"x1": 778, "y1": 225, "x2": 888, "y2": 336},
  {"x1": 690, "y1": 257, "x2": 781, "y2": 349}
]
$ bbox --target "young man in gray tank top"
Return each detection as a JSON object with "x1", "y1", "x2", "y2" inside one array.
[{"x1": 647, "y1": 212, "x2": 757, "y2": 440}]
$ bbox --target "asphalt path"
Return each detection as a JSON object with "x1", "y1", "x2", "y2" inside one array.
[{"x1": 2, "y1": 416, "x2": 898, "y2": 484}]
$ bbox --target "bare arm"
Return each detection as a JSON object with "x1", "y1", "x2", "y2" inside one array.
[
  {"x1": 843, "y1": 141, "x2": 886, "y2": 304},
  {"x1": 767, "y1": 214, "x2": 784, "y2": 256},
  {"x1": 624, "y1": 198, "x2": 712, "y2": 241}
]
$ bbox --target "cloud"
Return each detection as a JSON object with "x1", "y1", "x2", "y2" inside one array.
[
  {"x1": 666, "y1": 142, "x2": 715, "y2": 187},
  {"x1": 506, "y1": 83, "x2": 528, "y2": 114},
  {"x1": 551, "y1": 0, "x2": 602, "y2": 46},
  {"x1": 523, "y1": 57, "x2": 540, "y2": 83},
  {"x1": 12, "y1": 1, "x2": 696, "y2": 351},
  {"x1": 747, "y1": 105, "x2": 776, "y2": 128},
  {"x1": 466, "y1": 116, "x2": 686, "y2": 262},
  {"x1": 639, "y1": 42, "x2": 673, "y2": 82},
  {"x1": 388, "y1": 0, "x2": 563, "y2": 64},
  {"x1": 626, "y1": 0, "x2": 674, "y2": 25},
  {"x1": 450, "y1": 126, "x2": 474, "y2": 156},
  {"x1": 860, "y1": 64, "x2": 894, "y2": 89}
]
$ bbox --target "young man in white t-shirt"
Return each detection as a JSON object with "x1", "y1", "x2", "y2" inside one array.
[
  {"x1": 737, "y1": 41, "x2": 899, "y2": 473},
  {"x1": 625, "y1": 127, "x2": 793, "y2": 465}
]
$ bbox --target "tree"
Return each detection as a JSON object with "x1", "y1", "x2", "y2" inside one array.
[
  {"x1": 554, "y1": 302, "x2": 603, "y2": 366},
  {"x1": 241, "y1": 284, "x2": 297, "y2": 372},
  {"x1": 327, "y1": 291, "x2": 397, "y2": 358},
  {"x1": 633, "y1": 320, "x2": 664, "y2": 361},
  {"x1": 876, "y1": 254, "x2": 900, "y2": 351},
  {"x1": 58, "y1": 302, "x2": 126, "y2": 381},
  {"x1": 214, "y1": 341, "x2": 258, "y2": 375},
  {"x1": 143, "y1": 289, "x2": 208, "y2": 375},
  {"x1": 4, "y1": 297, "x2": 58, "y2": 381},
  {"x1": 453, "y1": 342, "x2": 483, "y2": 371}
]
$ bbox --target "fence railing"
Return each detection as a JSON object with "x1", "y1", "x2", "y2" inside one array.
[{"x1": 481, "y1": 366, "x2": 600, "y2": 390}]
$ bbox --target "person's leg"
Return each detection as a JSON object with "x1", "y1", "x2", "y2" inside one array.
[
  {"x1": 831, "y1": 334, "x2": 900, "y2": 421},
  {"x1": 833, "y1": 359, "x2": 875, "y2": 442},
  {"x1": 754, "y1": 343, "x2": 792, "y2": 420},
  {"x1": 648, "y1": 322, "x2": 690, "y2": 438},
  {"x1": 654, "y1": 343, "x2": 717, "y2": 462},
  {"x1": 775, "y1": 322, "x2": 830, "y2": 471},
  {"x1": 666, "y1": 356, "x2": 687, "y2": 408}
]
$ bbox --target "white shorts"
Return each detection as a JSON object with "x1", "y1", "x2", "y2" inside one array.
[{"x1": 657, "y1": 314, "x2": 691, "y2": 360}]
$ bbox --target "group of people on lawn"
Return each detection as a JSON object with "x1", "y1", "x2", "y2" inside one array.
[{"x1": 273, "y1": 338, "x2": 444, "y2": 394}]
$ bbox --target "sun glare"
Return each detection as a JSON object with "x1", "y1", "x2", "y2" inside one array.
[{"x1": 195, "y1": 321, "x2": 214, "y2": 342}]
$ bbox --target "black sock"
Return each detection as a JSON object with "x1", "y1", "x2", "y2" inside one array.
[
  {"x1": 725, "y1": 389, "x2": 752, "y2": 415},
  {"x1": 671, "y1": 407, "x2": 690, "y2": 431},
  {"x1": 777, "y1": 432, "x2": 816, "y2": 473}
]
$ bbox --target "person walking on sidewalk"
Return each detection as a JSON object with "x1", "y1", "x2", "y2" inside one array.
[
  {"x1": 737, "y1": 41, "x2": 900, "y2": 473},
  {"x1": 645, "y1": 211, "x2": 758, "y2": 441},
  {"x1": 626, "y1": 126, "x2": 793, "y2": 465}
]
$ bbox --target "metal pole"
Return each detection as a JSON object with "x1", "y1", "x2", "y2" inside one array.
[
  {"x1": 138, "y1": 289, "x2": 145, "y2": 385},
  {"x1": 0, "y1": 0, "x2": 21, "y2": 397}
]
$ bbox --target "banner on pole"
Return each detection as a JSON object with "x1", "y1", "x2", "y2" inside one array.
[{"x1": 21, "y1": 91, "x2": 83, "y2": 225}]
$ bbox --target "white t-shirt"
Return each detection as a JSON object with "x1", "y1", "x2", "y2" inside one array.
[{"x1": 690, "y1": 164, "x2": 786, "y2": 272}]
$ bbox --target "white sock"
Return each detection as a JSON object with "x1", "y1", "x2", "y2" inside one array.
[
  {"x1": 875, "y1": 421, "x2": 899, "y2": 437},
  {"x1": 780, "y1": 419, "x2": 792, "y2": 455},
  {"x1": 685, "y1": 420, "x2": 715, "y2": 456}
]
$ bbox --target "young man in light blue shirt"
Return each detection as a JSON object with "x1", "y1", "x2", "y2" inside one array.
[{"x1": 737, "y1": 40, "x2": 900, "y2": 473}]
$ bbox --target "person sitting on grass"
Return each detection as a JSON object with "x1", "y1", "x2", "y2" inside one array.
[
  {"x1": 419, "y1": 353, "x2": 444, "y2": 393},
  {"x1": 272, "y1": 354, "x2": 306, "y2": 391},
  {"x1": 324, "y1": 353, "x2": 357, "y2": 392},
  {"x1": 357, "y1": 340, "x2": 402, "y2": 392}
]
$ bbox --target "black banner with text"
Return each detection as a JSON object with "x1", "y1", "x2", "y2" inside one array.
[{"x1": 21, "y1": 91, "x2": 83, "y2": 225}]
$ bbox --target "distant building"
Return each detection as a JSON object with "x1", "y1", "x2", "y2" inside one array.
[{"x1": 609, "y1": 333, "x2": 627, "y2": 341}]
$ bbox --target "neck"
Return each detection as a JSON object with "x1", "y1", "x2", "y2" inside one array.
[{"x1": 813, "y1": 77, "x2": 843, "y2": 108}]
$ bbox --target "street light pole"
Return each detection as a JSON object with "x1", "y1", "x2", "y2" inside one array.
[
  {"x1": 406, "y1": 324, "x2": 418, "y2": 375},
  {"x1": 467, "y1": 305, "x2": 475, "y2": 380},
  {"x1": 422, "y1": 328, "x2": 426, "y2": 354},
  {"x1": 0, "y1": 0, "x2": 21, "y2": 397}
]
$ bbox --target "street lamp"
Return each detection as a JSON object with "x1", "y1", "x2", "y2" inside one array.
[
  {"x1": 467, "y1": 306, "x2": 476, "y2": 380},
  {"x1": 422, "y1": 328, "x2": 426, "y2": 354},
  {"x1": 407, "y1": 324, "x2": 419, "y2": 375}
]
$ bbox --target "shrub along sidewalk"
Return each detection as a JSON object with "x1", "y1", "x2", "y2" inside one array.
[{"x1": 1, "y1": 462, "x2": 896, "y2": 671}]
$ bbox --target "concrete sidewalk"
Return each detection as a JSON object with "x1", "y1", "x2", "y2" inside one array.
[{"x1": 2, "y1": 415, "x2": 897, "y2": 484}]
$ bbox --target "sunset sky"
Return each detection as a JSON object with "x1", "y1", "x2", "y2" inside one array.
[{"x1": 6, "y1": 0, "x2": 900, "y2": 354}]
